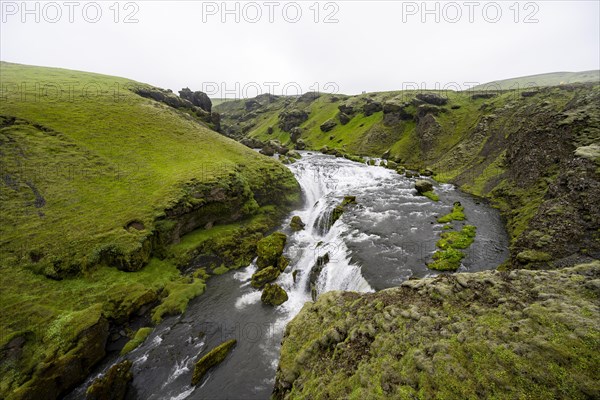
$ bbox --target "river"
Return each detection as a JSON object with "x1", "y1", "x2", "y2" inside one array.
[{"x1": 67, "y1": 152, "x2": 508, "y2": 399}]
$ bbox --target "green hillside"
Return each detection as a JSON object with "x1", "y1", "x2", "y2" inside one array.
[
  {"x1": 473, "y1": 70, "x2": 599, "y2": 90},
  {"x1": 216, "y1": 84, "x2": 600, "y2": 268},
  {"x1": 0, "y1": 62, "x2": 300, "y2": 398}
]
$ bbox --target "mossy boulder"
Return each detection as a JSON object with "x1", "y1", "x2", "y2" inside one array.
[
  {"x1": 320, "y1": 119, "x2": 337, "y2": 132},
  {"x1": 287, "y1": 150, "x2": 301, "y2": 160},
  {"x1": 341, "y1": 196, "x2": 356, "y2": 206},
  {"x1": 191, "y1": 339, "x2": 237, "y2": 386},
  {"x1": 86, "y1": 360, "x2": 133, "y2": 400},
  {"x1": 256, "y1": 232, "x2": 287, "y2": 270},
  {"x1": 261, "y1": 283, "x2": 289, "y2": 306},
  {"x1": 251, "y1": 266, "x2": 281, "y2": 288},
  {"x1": 415, "y1": 179, "x2": 433, "y2": 194},
  {"x1": 516, "y1": 250, "x2": 552, "y2": 264},
  {"x1": 290, "y1": 216, "x2": 306, "y2": 231},
  {"x1": 120, "y1": 327, "x2": 152, "y2": 356}
]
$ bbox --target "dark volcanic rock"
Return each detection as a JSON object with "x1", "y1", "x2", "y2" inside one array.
[
  {"x1": 290, "y1": 127, "x2": 302, "y2": 143},
  {"x1": 295, "y1": 139, "x2": 306, "y2": 150},
  {"x1": 245, "y1": 99, "x2": 262, "y2": 111},
  {"x1": 320, "y1": 119, "x2": 337, "y2": 132},
  {"x1": 179, "y1": 88, "x2": 212, "y2": 112},
  {"x1": 338, "y1": 112, "x2": 351, "y2": 125},
  {"x1": 297, "y1": 92, "x2": 321, "y2": 103},
  {"x1": 416, "y1": 93, "x2": 448, "y2": 106},
  {"x1": 240, "y1": 137, "x2": 264, "y2": 149},
  {"x1": 278, "y1": 109, "x2": 309, "y2": 132},
  {"x1": 134, "y1": 87, "x2": 192, "y2": 109},
  {"x1": 338, "y1": 103, "x2": 355, "y2": 115},
  {"x1": 363, "y1": 99, "x2": 383, "y2": 116}
]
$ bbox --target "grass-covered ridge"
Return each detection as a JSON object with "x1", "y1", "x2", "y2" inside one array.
[
  {"x1": 274, "y1": 261, "x2": 600, "y2": 399},
  {"x1": 0, "y1": 62, "x2": 300, "y2": 399},
  {"x1": 216, "y1": 82, "x2": 600, "y2": 268}
]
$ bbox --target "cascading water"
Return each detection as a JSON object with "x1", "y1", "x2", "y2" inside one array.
[{"x1": 66, "y1": 152, "x2": 508, "y2": 400}]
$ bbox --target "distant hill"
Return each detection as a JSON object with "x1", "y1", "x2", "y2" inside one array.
[{"x1": 473, "y1": 70, "x2": 599, "y2": 90}]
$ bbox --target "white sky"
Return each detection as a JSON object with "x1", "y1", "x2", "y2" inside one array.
[{"x1": 1, "y1": 1, "x2": 599, "y2": 97}]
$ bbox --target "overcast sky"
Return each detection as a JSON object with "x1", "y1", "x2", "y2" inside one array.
[{"x1": 1, "y1": 1, "x2": 599, "y2": 97}]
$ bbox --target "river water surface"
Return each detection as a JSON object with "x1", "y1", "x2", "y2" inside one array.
[{"x1": 67, "y1": 152, "x2": 508, "y2": 399}]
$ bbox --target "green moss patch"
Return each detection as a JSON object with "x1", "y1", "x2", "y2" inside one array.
[
  {"x1": 437, "y1": 202, "x2": 466, "y2": 223},
  {"x1": 120, "y1": 327, "x2": 153, "y2": 355}
]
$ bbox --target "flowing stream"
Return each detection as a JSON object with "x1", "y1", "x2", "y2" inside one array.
[{"x1": 67, "y1": 152, "x2": 508, "y2": 399}]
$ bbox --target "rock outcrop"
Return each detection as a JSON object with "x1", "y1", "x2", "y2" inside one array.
[{"x1": 179, "y1": 88, "x2": 212, "y2": 112}]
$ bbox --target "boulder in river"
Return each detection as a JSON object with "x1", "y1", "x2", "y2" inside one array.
[
  {"x1": 191, "y1": 339, "x2": 237, "y2": 386},
  {"x1": 86, "y1": 360, "x2": 133, "y2": 400},
  {"x1": 256, "y1": 232, "x2": 287, "y2": 269},
  {"x1": 295, "y1": 139, "x2": 306, "y2": 150},
  {"x1": 251, "y1": 266, "x2": 281, "y2": 288},
  {"x1": 415, "y1": 179, "x2": 433, "y2": 194},
  {"x1": 290, "y1": 216, "x2": 306, "y2": 231},
  {"x1": 261, "y1": 283, "x2": 289, "y2": 306}
]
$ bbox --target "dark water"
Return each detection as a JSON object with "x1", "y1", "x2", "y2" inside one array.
[{"x1": 66, "y1": 153, "x2": 508, "y2": 400}]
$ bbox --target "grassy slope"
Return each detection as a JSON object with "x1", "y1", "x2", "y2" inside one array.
[
  {"x1": 275, "y1": 261, "x2": 600, "y2": 399},
  {"x1": 0, "y1": 62, "x2": 299, "y2": 398},
  {"x1": 472, "y1": 70, "x2": 600, "y2": 90}
]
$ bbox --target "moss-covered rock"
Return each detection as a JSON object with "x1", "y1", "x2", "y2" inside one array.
[
  {"x1": 414, "y1": 179, "x2": 433, "y2": 194},
  {"x1": 274, "y1": 261, "x2": 600, "y2": 399},
  {"x1": 290, "y1": 216, "x2": 306, "y2": 231},
  {"x1": 251, "y1": 266, "x2": 281, "y2": 288},
  {"x1": 261, "y1": 283, "x2": 289, "y2": 306},
  {"x1": 86, "y1": 360, "x2": 133, "y2": 400},
  {"x1": 191, "y1": 339, "x2": 237, "y2": 386},
  {"x1": 516, "y1": 250, "x2": 553, "y2": 264},
  {"x1": 256, "y1": 232, "x2": 287, "y2": 270},
  {"x1": 120, "y1": 327, "x2": 152, "y2": 356}
]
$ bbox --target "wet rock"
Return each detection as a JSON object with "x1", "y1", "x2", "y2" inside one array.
[
  {"x1": 290, "y1": 216, "x2": 306, "y2": 231},
  {"x1": 320, "y1": 119, "x2": 337, "y2": 132},
  {"x1": 251, "y1": 266, "x2": 281, "y2": 288},
  {"x1": 86, "y1": 360, "x2": 133, "y2": 400},
  {"x1": 382, "y1": 149, "x2": 391, "y2": 160},
  {"x1": 295, "y1": 139, "x2": 306, "y2": 150},
  {"x1": 256, "y1": 232, "x2": 287, "y2": 269},
  {"x1": 261, "y1": 283, "x2": 289, "y2": 306},
  {"x1": 415, "y1": 180, "x2": 433, "y2": 194},
  {"x1": 287, "y1": 150, "x2": 302, "y2": 160},
  {"x1": 191, "y1": 339, "x2": 237, "y2": 386}
]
